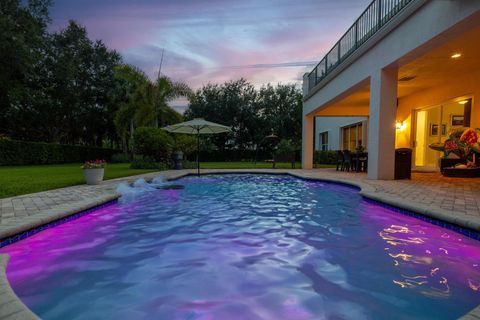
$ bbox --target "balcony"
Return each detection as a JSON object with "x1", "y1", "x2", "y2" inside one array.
[{"x1": 307, "y1": 0, "x2": 416, "y2": 93}]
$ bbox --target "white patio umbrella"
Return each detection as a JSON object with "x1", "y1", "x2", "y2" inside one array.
[{"x1": 163, "y1": 118, "x2": 231, "y2": 175}]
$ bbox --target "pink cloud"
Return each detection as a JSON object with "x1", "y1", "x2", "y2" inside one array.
[{"x1": 50, "y1": 0, "x2": 372, "y2": 96}]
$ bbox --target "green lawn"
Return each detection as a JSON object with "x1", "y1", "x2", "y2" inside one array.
[
  {"x1": 0, "y1": 162, "x2": 335, "y2": 198},
  {"x1": 0, "y1": 163, "x2": 157, "y2": 199}
]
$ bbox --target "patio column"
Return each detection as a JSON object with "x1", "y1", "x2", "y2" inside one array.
[
  {"x1": 367, "y1": 67, "x2": 398, "y2": 180},
  {"x1": 302, "y1": 114, "x2": 314, "y2": 169}
]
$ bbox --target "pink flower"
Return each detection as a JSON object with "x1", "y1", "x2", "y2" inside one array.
[
  {"x1": 460, "y1": 128, "x2": 478, "y2": 145},
  {"x1": 444, "y1": 140, "x2": 458, "y2": 151}
]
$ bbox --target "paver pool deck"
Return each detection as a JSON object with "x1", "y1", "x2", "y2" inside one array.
[{"x1": 0, "y1": 168, "x2": 479, "y2": 319}]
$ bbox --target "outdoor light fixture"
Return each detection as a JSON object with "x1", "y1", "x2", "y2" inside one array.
[
  {"x1": 396, "y1": 121, "x2": 407, "y2": 131},
  {"x1": 458, "y1": 100, "x2": 469, "y2": 105},
  {"x1": 451, "y1": 53, "x2": 462, "y2": 59}
]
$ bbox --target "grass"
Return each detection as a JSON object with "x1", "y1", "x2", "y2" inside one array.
[
  {"x1": 0, "y1": 163, "x2": 156, "y2": 198},
  {"x1": 0, "y1": 162, "x2": 336, "y2": 198}
]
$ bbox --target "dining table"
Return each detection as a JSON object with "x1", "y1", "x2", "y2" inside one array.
[{"x1": 353, "y1": 152, "x2": 368, "y2": 172}]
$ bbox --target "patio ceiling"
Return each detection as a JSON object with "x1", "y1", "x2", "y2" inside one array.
[{"x1": 311, "y1": 25, "x2": 480, "y2": 117}]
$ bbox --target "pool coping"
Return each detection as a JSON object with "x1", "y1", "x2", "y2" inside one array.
[
  {"x1": 0, "y1": 256, "x2": 37, "y2": 320},
  {"x1": 0, "y1": 169, "x2": 479, "y2": 319}
]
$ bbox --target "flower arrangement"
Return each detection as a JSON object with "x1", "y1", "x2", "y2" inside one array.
[
  {"x1": 431, "y1": 127, "x2": 480, "y2": 168},
  {"x1": 82, "y1": 159, "x2": 107, "y2": 169}
]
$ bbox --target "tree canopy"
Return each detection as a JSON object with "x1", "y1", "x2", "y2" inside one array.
[
  {"x1": 0, "y1": 0, "x2": 188, "y2": 149},
  {"x1": 0, "y1": 1, "x2": 301, "y2": 156},
  {"x1": 185, "y1": 79, "x2": 302, "y2": 153}
]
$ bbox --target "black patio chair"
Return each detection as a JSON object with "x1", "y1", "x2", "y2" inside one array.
[
  {"x1": 335, "y1": 150, "x2": 344, "y2": 171},
  {"x1": 342, "y1": 150, "x2": 353, "y2": 172}
]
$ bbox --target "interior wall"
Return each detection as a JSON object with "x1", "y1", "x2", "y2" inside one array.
[{"x1": 395, "y1": 68, "x2": 480, "y2": 148}]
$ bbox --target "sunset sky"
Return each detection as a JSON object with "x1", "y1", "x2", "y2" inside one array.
[{"x1": 49, "y1": 0, "x2": 371, "y2": 112}]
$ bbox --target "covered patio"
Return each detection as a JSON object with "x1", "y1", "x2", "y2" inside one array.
[{"x1": 302, "y1": 1, "x2": 480, "y2": 180}]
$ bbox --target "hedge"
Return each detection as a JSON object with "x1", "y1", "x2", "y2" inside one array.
[
  {"x1": 0, "y1": 139, "x2": 120, "y2": 165},
  {"x1": 313, "y1": 150, "x2": 336, "y2": 165}
]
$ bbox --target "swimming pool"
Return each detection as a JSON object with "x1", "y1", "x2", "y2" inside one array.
[{"x1": 1, "y1": 174, "x2": 479, "y2": 319}]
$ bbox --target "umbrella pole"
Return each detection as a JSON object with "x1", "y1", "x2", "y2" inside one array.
[{"x1": 196, "y1": 130, "x2": 200, "y2": 176}]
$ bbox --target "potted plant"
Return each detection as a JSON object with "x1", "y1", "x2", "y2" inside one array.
[
  {"x1": 82, "y1": 160, "x2": 106, "y2": 185},
  {"x1": 355, "y1": 145, "x2": 365, "y2": 153}
]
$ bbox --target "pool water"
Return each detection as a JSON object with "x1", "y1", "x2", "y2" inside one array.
[{"x1": 1, "y1": 174, "x2": 480, "y2": 319}]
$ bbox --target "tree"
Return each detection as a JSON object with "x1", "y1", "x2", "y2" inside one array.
[
  {"x1": 185, "y1": 79, "x2": 259, "y2": 151},
  {"x1": 257, "y1": 83, "x2": 302, "y2": 145},
  {"x1": 112, "y1": 69, "x2": 189, "y2": 153},
  {"x1": 113, "y1": 64, "x2": 149, "y2": 152},
  {"x1": 1, "y1": 15, "x2": 121, "y2": 145},
  {"x1": 131, "y1": 76, "x2": 191, "y2": 128},
  {"x1": 149, "y1": 76, "x2": 192, "y2": 127},
  {"x1": 0, "y1": 0, "x2": 51, "y2": 137},
  {"x1": 45, "y1": 21, "x2": 121, "y2": 145},
  {"x1": 184, "y1": 79, "x2": 302, "y2": 156}
]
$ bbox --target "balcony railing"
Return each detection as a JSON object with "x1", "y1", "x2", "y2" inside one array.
[{"x1": 307, "y1": 0, "x2": 414, "y2": 92}]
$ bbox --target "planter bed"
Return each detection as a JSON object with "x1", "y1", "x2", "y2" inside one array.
[{"x1": 442, "y1": 167, "x2": 480, "y2": 178}]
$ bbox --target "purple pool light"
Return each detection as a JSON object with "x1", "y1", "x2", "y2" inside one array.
[{"x1": 1, "y1": 174, "x2": 479, "y2": 319}]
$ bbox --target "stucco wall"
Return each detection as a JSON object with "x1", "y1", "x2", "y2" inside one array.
[{"x1": 304, "y1": 0, "x2": 480, "y2": 115}]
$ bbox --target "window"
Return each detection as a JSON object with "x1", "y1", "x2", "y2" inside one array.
[
  {"x1": 342, "y1": 123, "x2": 363, "y2": 151},
  {"x1": 319, "y1": 132, "x2": 328, "y2": 151}
]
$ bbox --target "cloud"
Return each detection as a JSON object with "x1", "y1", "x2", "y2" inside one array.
[{"x1": 49, "y1": 0, "x2": 372, "y2": 103}]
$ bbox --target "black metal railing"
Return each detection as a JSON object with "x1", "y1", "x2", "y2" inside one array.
[{"x1": 307, "y1": 0, "x2": 414, "y2": 92}]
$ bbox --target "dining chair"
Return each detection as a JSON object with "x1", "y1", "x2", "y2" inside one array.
[
  {"x1": 342, "y1": 150, "x2": 352, "y2": 172},
  {"x1": 335, "y1": 150, "x2": 344, "y2": 171}
]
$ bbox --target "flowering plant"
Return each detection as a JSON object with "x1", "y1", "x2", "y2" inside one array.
[
  {"x1": 435, "y1": 128, "x2": 480, "y2": 166},
  {"x1": 82, "y1": 159, "x2": 107, "y2": 169}
]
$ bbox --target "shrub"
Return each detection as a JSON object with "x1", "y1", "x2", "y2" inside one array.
[
  {"x1": 130, "y1": 156, "x2": 171, "y2": 170},
  {"x1": 0, "y1": 139, "x2": 119, "y2": 165},
  {"x1": 314, "y1": 150, "x2": 336, "y2": 165},
  {"x1": 132, "y1": 127, "x2": 174, "y2": 162},
  {"x1": 173, "y1": 134, "x2": 197, "y2": 157},
  {"x1": 182, "y1": 160, "x2": 197, "y2": 169},
  {"x1": 130, "y1": 156, "x2": 159, "y2": 169},
  {"x1": 276, "y1": 139, "x2": 295, "y2": 155},
  {"x1": 111, "y1": 153, "x2": 131, "y2": 163}
]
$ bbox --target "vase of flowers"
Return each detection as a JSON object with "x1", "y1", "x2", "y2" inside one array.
[{"x1": 82, "y1": 160, "x2": 106, "y2": 185}]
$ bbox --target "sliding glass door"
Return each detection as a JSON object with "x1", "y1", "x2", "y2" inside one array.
[{"x1": 414, "y1": 98, "x2": 472, "y2": 170}]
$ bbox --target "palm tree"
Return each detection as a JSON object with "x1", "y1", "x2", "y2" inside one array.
[
  {"x1": 129, "y1": 75, "x2": 191, "y2": 128},
  {"x1": 152, "y1": 76, "x2": 192, "y2": 127},
  {"x1": 113, "y1": 68, "x2": 191, "y2": 153}
]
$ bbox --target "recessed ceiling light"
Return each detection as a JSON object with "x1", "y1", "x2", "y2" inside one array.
[
  {"x1": 451, "y1": 53, "x2": 462, "y2": 59},
  {"x1": 458, "y1": 100, "x2": 469, "y2": 105}
]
